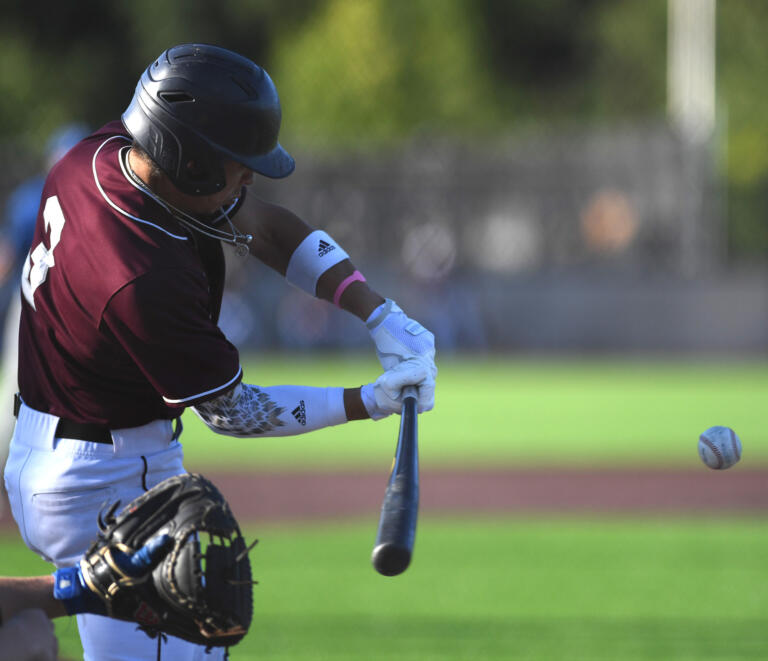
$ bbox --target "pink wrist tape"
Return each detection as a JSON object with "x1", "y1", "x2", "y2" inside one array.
[{"x1": 333, "y1": 270, "x2": 366, "y2": 307}]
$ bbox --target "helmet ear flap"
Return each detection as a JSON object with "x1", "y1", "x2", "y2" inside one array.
[
  {"x1": 185, "y1": 160, "x2": 212, "y2": 187},
  {"x1": 123, "y1": 92, "x2": 227, "y2": 195},
  {"x1": 178, "y1": 144, "x2": 227, "y2": 194}
]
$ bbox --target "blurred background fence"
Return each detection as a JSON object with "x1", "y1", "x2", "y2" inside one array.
[{"x1": 2, "y1": 0, "x2": 767, "y2": 355}]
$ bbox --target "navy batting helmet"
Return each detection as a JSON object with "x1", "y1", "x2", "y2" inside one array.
[{"x1": 122, "y1": 43, "x2": 294, "y2": 195}]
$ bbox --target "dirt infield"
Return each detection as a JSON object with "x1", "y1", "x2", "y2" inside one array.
[
  {"x1": 2, "y1": 468, "x2": 766, "y2": 530},
  {"x1": 181, "y1": 468, "x2": 768, "y2": 523}
]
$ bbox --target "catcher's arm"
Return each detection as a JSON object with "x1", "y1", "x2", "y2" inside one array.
[
  {"x1": 0, "y1": 534, "x2": 171, "y2": 623},
  {"x1": 0, "y1": 575, "x2": 65, "y2": 621}
]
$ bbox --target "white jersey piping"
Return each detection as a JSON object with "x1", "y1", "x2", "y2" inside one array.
[
  {"x1": 162, "y1": 365, "x2": 243, "y2": 405},
  {"x1": 91, "y1": 135, "x2": 189, "y2": 241}
]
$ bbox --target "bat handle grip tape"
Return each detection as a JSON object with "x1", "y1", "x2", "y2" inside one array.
[{"x1": 401, "y1": 385, "x2": 418, "y2": 402}]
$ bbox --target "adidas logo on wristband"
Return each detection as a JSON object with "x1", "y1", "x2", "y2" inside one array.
[
  {"x1": 292, "y1": 400, "x2": 307, "y2": 426},
  {"x1": 318, "y1": 239, "x2": 336, "y2": 257}
]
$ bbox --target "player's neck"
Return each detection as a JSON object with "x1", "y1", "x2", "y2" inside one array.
[
  {"x1": 126, "y1": 147, "x2": 165, "y2": 195},
  {"x1": 126, "y1": 147, "x2": 217, "y2": 216}
]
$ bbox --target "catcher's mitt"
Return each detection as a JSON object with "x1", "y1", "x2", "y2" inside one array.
[{"x1": 79, "y1": 472, "x2": 254, "y2": 648}]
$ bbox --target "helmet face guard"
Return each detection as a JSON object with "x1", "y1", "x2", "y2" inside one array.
[{"x1": 122, "y1": 43, "x2": 294, "y2": 196}]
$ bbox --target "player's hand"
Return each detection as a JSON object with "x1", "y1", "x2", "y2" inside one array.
[
  {"x1": 54, "y1": 533, "x2": 172, "y2": 615},
  {"x1": 0, "y1": 608, "x2": 58, "y2": 661},
  {"x1": 367, "y1": 299, "x2": 437, "y2": 378},
  {"x1": 361, "y1": 359, "x2": 435, "y2": 420}
]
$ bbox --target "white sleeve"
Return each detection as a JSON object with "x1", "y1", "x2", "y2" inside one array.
[{"x1": 192, "y1": 383, "x2": 347, "y2": 438}]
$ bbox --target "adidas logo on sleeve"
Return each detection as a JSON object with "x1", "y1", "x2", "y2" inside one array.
[{"x1": 292, "y1": 400, "x2": 307, "y2": 426}]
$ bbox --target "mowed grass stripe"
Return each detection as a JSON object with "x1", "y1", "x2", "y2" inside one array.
[
  {"x1": 4, "y1": 515, "x2": 767, "y2": 660},
  {"x1": 180, "y1": 354, "x2": 768, "y2": 469}
]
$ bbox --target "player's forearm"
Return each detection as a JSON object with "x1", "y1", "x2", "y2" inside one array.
[
  {"x1": 239, "y1": 198, "x2": 312, "y2": 273},
  {"x1": 316, "y1": 261, "x2": 385, "y2": 321},
  {"x1": 192, "y1": 383, "x2": 370, "y2": 438},
  {"x1": 0, "y1": 576, "x2": 66, "y2": 621},
  {"x1": 240, "y1": 199, "x2": 384, "y2": 320}
]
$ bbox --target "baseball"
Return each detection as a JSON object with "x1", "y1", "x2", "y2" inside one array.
[{"x1": 698, "y1": 426, "x2": 742, "y2": 470}]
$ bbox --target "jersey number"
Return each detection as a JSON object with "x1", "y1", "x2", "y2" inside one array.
[{"x1": 22, "y1": 196, "x2": 66, "y2": 309}]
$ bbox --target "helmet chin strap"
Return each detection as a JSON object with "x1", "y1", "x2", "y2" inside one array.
[
  {"x1": 124, "y1": 149, "x2": 252, "y2": 255},
  {"x1": 216, "y1": 199, "x2": 253, "y2": 257},
  {"x1": 168, "y1": 194, "x2": 253, "y2": 257}
]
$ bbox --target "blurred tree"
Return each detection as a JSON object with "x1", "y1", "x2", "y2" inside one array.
[
  {"x1": 715, "y1": 1, "x2": 768, "y2": 256},
  {"x1": 717, "y1": 1, "x2": 768, "y2": 188},
  {"x1": 591, "y1": 0, "x2": 667, "y2": 118},
  {"x1": 271, "y1": 0, "x2": 495, "y2": 149},
  {"x1": 1, "y1": 0, "x2": 767, "y2": 256},
  {"x1": 480, "y1": 0, "x2": 606, "y2": 87},
  {"x1": 0, "y1": 0, "x2": 132, "y2": 146},
  {"x1": 475, "y1": 0, "x2": 667, "y2": 122},
  {"x1": 477, "y1": 0, "x2": 608, "y2": 120},
  {"x1": 0, "y1": 0, "x2": 314, "y2": 146},
  {"x1": 270, "y1": 0, "x2": 672, "y2": 146}
]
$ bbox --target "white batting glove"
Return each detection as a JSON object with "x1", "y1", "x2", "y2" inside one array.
[
  {"x1": 366, "y1": 299, "x2": 437, "y2": 378},
  {"x1": 360, "y1": 359, "x2": 435, "y2": 420}
]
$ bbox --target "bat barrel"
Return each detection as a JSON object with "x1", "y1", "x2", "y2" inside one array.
[
  {"x1": 371, "y1": 390, "x2": 419, "y2": 577},
  {"x1": 371, "y1": 542, "x2": 413, "y2": 577}
]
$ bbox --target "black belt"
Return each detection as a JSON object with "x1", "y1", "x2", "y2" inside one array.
[
  {"x1": 55, "y1": 418, "x2": 113, "y2": 444},
  {"x1": 15, "y1": 393, "x2": 118, "y2": 444},
  {"x1": 14, "y1": 394, "x2": 182, "y2": 444}
]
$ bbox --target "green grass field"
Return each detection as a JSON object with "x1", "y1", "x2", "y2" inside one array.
[
  {"x1": 180, "y1": 354, "x2": 768, "y2": 470},
  {"x1": 3, "y1": 516, "x2": 767, "y2": 660},
  {"x1": 3, "y1": 355, "x2": 766, "y2": 659}
]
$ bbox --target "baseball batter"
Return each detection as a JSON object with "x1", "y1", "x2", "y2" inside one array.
[{"x1": 4, "y1": 44, "x2": 436, "y2": 661}]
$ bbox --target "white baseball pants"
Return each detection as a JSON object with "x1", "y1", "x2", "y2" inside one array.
[{"x1": 4, "y1": 401, "x2": 226, "y2": 661}]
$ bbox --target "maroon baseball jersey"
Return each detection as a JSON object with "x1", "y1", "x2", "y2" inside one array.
[{"x1": 17, "y1": 121, "x2": 242, "y2": 427}]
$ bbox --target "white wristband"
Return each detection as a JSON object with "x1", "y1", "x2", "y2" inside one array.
[{"x1": 285, "y1": 230, "x2": 349, "y2": 296}]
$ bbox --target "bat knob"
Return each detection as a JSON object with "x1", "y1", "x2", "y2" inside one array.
[{"x1": 371, "y1": 543, "x2": 412, "y2": 576}]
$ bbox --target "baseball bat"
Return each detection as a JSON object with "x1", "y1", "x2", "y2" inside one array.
[{"x1": 371, "y1": 385, "x2": 419, "y2": 576}]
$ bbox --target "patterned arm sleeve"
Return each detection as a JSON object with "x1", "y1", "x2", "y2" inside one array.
[{"x1": 192, "y1": 382, "x2": 347, "y2": 438}]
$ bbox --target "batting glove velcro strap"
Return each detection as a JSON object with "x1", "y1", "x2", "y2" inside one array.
[{"x1": 366, "y1": 299, "x2": 437, "y2": 378}]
